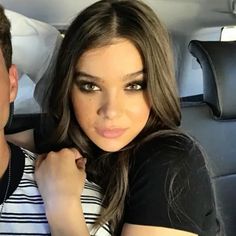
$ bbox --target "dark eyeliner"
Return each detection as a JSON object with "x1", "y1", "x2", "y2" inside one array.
[
  {"x1": 125, "y1": 80, "x2": 147, "y2": 90},
  {"x1": 75, "y1": 79, "x2": 98, "y2": 93}
]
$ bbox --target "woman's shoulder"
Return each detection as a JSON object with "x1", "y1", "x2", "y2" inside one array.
[
  {"x1": 132, "y1": 130, "x2": 204, "y2": 168},
  {"x1": 129, "y1": 130, "x2": 209, "y2": 196},
  {"x1": 126, "y1": 131, "x2": 216, "y2": 234}
]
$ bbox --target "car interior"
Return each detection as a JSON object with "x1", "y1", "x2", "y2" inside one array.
[
  {"x1": 1, "y1": 0, "x2": 236, "y2": 235},
  {"x1": 182, "y1": 40, "x2": 236, "y2": 236}
]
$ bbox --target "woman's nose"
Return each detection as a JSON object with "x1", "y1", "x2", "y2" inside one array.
[{"x1": 97, "y1": 93, "x2": 123, "y2": 120}]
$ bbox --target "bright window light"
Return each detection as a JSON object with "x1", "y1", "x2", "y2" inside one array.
[{"x1": 221, "y1": 26, "x2": 236, "y2": 41}]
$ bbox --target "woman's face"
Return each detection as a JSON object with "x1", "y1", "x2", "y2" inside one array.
[{"x1": 71, "y1": 38, "x2": 150, "y2": 152}]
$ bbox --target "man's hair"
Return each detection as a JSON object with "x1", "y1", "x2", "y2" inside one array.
[{"x1": 0, "y1": 4, "x2": 12, "y2": 69}]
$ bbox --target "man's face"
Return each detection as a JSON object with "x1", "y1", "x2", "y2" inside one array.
[{"x1": 0, "y1": 49, "x2": 18, "y2": 132}]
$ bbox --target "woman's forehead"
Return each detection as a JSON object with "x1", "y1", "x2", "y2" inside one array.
[{"x1": 75, "y1": 39, "x2": 143, "y2": 79}]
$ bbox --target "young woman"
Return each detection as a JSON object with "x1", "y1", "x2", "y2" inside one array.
[{"x1": 34, "y1": 0, "x2": 217, "y2": 235}]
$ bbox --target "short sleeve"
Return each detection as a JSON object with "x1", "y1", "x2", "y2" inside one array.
[{"x1": 124, "y1": 134, "x2": 217, "y2": 235}]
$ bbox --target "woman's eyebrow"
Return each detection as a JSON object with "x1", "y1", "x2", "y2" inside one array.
[
  {"x1": 123, "y1": 70, "x2": 144, "y2": 81},
  {"x1": 75, "y1": 71, "x2": 102, "y2": 81},
  {"x1": 75, "y1": 69, "x2": 144, "y2": 82}
]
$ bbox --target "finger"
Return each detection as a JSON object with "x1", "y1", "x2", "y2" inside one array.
[
  {"x1": 70, "y1": 148, "x2": 83, "y2": 160},
  {"x1": 35, "y1": 153, "x2": 47, "y2": 170},
  {"x1": 76, "y1": 157, "x2": 87, "y2": 170}
]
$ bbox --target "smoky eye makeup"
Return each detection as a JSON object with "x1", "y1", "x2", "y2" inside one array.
[
  {"x1": 73, "y1": 70, "x2": 101, "y2": 92},
  {"x1": 73, "y1": 71, "x2": 147, "y2": 92},
  {"x1": 74, "y1": 79, "x2": 100, "y2": 92},
  {"x1": 125, "y1": 79, "x2": 147, "y2": 91}
]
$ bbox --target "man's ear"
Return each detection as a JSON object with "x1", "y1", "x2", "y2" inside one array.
[{"x1": 8, "y1": 64, "x2": 18, "y2": 102}]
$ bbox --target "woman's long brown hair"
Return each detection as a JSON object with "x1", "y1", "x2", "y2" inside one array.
[{"x1": 45, "y1": 0, "x2": 181, "y2": 232}]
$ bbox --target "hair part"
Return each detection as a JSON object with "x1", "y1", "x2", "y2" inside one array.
[
  {"x1": 0, "y1": 5, "x2": 12, "y2": 69},
  {"x1": 46, "y1": 0, "x2": 181, "y2": 232}
]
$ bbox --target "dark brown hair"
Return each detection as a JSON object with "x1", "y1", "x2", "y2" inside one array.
[
  {"x1": 46, "y1": 0, "x2": 181, "y2": 232},
  {"x1": 0, "y1": 5, "x2": 12, "y2": 69}
]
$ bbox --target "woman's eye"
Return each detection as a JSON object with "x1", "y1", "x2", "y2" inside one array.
[
  {"x1": 78, "y1": 82, "x2": 100, "y2": 92},
  {"x1": 125, "y1": 82, "x2": 145, "y2": 91}
]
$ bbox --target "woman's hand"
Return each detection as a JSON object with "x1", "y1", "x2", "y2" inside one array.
[
  {"x1": 35, "y1": 148, "x2": 86, "y2": 207},
  {"x1": 35, "y1": 148, "x2": 89, "y2": 236}
]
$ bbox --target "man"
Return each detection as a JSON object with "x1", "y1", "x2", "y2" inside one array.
[
  {"x1": 0, "y1": 5, "x2": 51, "y2": 234},
  {"x1": 0, "y1": 2, "x2": 18, "y2": 217},
  {"x1": 0, "y1": 5, "x2": 111, "y2": 235}
]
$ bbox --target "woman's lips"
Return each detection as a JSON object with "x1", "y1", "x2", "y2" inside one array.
[{"x1": 95, "y1": 128, "x2": 127, "y2": 139}]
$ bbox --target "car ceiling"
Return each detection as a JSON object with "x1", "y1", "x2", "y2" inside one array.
[{"x1": 0, "y1": 0, "x2": 236, "y2": 34}]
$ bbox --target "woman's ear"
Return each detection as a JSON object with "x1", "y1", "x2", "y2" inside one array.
[{"x1": 8, "y1": 64, "x2": 18, "y2": 102}]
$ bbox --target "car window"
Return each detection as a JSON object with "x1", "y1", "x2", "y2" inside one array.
[{"x1": 221, "y1": 26, "x2": 236, "y2": 41}]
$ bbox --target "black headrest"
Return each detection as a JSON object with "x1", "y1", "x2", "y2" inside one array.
[{"x1": 189, "y1": 40, "x2": 236, "y2": 120}]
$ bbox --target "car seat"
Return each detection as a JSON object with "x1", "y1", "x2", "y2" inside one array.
[
  {"x1": 181, "y1": 40, "x2": 236, "y2": 236},
  {"x1": 4, "y1": 9, "x2": 62, "y2": 133}
]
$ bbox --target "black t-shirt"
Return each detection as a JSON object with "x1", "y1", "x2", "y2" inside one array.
[
  {"x1": 34, "y1": 122, "x2": 217, "y2": 235},
  {"x1": 120, "y1": 134, "x2": 217, "y2": 235}
]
